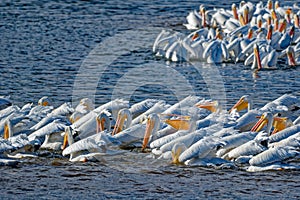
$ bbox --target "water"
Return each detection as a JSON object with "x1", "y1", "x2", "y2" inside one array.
[{"x1": 0, "y1": 0, "x2": 300, "y2": 198}]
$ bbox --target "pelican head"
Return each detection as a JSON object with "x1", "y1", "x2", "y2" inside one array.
[
  {"x1": 111, "y1": 108, "x2": 132, "y2": 136},
  {"x1": 3, "y1": 120, "x2": 12, "y2": 139},
  {"x1": 267, "y1": 0, "x2": 273, "y2": 10},
  {"x1": 38, "y1": 96, "x2": 50, "y2": 106},
  {"x1": 250, "y1": 112, "x2": 290, "y2": 135},
  {"x1": 251, "y1": 112, "x2": 274, "y2": 132},
  {"x1": 196, "y1": 100, "x2": 220, "y2": 113},
  {"x1": 253, "y1": 43, "x2": 262, "y2": 70},
  {"x1": 171, "y1": 142, "x2": 187, "y2": 164},
  {"x1": 232, "y1": 3, "x2": 238, "y2": 20},
  {"x1": 142, "y1": 113, "x2": 160, "y2": 151},
  {"x1": 229, "y1": 95, "x2": 251, "y2": 113},
  {"x1": 96, "y1": 111, "x2": 111, "y2": 133}
]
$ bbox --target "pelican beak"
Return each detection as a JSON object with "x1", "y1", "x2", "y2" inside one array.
[
  {"x1": 201, "y1": 7, "x2": 206, "y2": 27},
  {"x1": 243, "y1": 7, "x2": 249, "y2": 24},
  {"x1": 247, "y1": 28, "x2": 253, "y2": 39},
  {"x1": 3, "y1": 123, "x2": 9, "y2": 139},
  {"x1": 96, "y1": 117, "x2": 105, "y2": 133},
  {"x1": 257, "y1": 19, "x2": 262, "y2": 28},
  {"x1": 196, "y1": 101, "x2": 218, "y2": 113},
  {"x1": 271, "y1": 10, "x2": 277, "y2": 21},
  {"x1": 267, "y1": 16, "x2": 272, "y2": 26},
  {"x1": 266, "y1": 25, "x2": 273, "y2": 40},
  {"x1": 142, "y1": 117, "x2": 155, "y2": 151},
  {"x1": 274, "y1": 18, "x2": 278, "y2": 31},
  {"x1": 287, "y1": 50, "x2": 296, "y2": 66},
  {"x1": 289, "y1": 26, "x2": 295, "y2": 37},
  {"x1": 239, "y1": 14, "x2": 246, "y2": 26},
  {"x1": 61, "y1": 132, "x2": 68, "y2": 150},
  {"x1": 164, "y1": 117, "x2": 191, "y2": 130},
  {"x1": 232, "y1": 4, "x2": 238, "y2": 20},
  {"x1": 229, "y1": 97, "x2": 248, "y2": 113},
  {"x1": 278, "y1": 19, "x2": 287, "y2": 33},
  {"x1": 254, "y1": 45, "x2": 262, "y2": 70},
  {"x1": 271, "y1": 117, "x2": 289, "y2": 134},
  {"x1": 191, "y1": 33, "x2": 199, "y2": 41},
  {"x1": 294, "y1": 15, "x2": 299, "y2": 28},
  {"x1": 251, "y1": 114, "x2": 268, "y2": 132},
  {"x1": 111, "y1": 113, "x2": 125, "y2": 136}
]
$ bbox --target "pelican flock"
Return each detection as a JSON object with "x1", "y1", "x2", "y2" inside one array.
[
  {"x1": 0, "y1": 93, "x2": 299, "y2": 172},
  {"x1": 1, "y1": 1, "x2": 300, "y2": 173},
  {"x1": 153, "y1": 0, "x2": 300, "y2": 70}
]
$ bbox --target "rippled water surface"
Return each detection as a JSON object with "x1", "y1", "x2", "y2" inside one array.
[{"x1": 1, "y1": 0, "x2": 300, "y2": 198}]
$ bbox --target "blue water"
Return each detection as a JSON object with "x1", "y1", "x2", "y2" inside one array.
[{"x1": 0, "y1": 0, "x2": 300, "y2": 198}]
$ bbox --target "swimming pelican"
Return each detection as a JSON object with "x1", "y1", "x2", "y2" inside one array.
[
  {"x1": 62, "y1": 127, "x2": 122, "y2": 162},
  {"x1": 203, "y1": 31, "x2": 229, "y2": 64},
  {"x1": 28, "y1": 119, "x2": 67, "y2": 151},
  {"x1": 38, "y1": 96, "x2": 51, "y2": 107},
  {"x1": 229, "y1": 94, "x2": 299, "y2": 118},
  {"x1": 249, "y1": 146, "x2": 299, "y2": 167}
]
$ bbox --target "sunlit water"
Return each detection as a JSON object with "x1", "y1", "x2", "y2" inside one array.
[{"x1": 0, "y1": 0, "x2": 300, "y2": 198}]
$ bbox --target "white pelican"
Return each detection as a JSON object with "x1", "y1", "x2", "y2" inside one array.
[
  {"x1": 176, "y1": 137, "x2": 224, "y2": 163},
  {"x1": 229, "y1": 94, "x2": 299, "y2": 118},
  {"x1": 153, "y1": 30, "x2": 185, "y2": 58},
  {"x1": 249, "y1": 146, "x2": 299, "y2": 166},
  {"x1": 285, "y1": 46, "x2": 300, "y2": 66},
  {"x1": 156, "y1": 125, "x2": 211, "y2": 156},
  {"x1": 111, "y1": 108, "x2": 132, "y2": 136},
  {"x1": 62, "y1": 127, "x2": 122, "y2": 162},
  {"x1": 28, "y1": 119, "x2": 66, "y2": 151},
  {"x1": 113, "y1": 113, "x2": 160, "y2": 150},
  {"x1": 38, "y1": 96, "x2": 51, "y2": 106},
  {"x1": 202, "y1": 32, "x2": 229, "y2": 64},
  {"x1": 61, "y1": 111, "x2": 112, "y2": 149},
  {"x1": 183, "y1": 6, "x2": 208, "y2": 30},
  {"x1": 268, "y1": 124, "x2": 300, "y2": 144},
  {"x1": 71, "y1": 99, "x2": 128, "y2": 131}
]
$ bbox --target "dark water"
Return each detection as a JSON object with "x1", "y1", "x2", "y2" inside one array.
[{"x1": 1, "y1": 0, "x2": 300, "y2": 198}]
